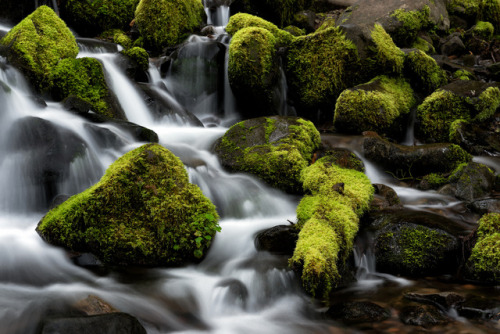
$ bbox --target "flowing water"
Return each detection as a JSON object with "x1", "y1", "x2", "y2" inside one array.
[{"x1": 1, "y1": 5, "x2": 499, "y2": 334}]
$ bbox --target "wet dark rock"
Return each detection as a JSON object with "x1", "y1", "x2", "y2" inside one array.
[
  {"x1": 448, "y1": 115, "x2": 500, "y2": 155},
  {"x1": 458, "y1": 295, "x2": 500, "y2": 320},
  {"x1": 439, "y1": 33, "x2": 466, "y2": 56},
  {"x1": 40, "y1": 313, "x2": 147, "y2": 334},
  {"x1": 467, "y1": 198, "x2": 500, "y2": 214},
  {"x1": 201, "y1": 25, "x2": 216, "y2": 36},
  {"x1": 74, "y1": 295, "x2": 119, "y2": 316},
  {"x1": 449, "y1": 162, "x2": 496, "y2": 202},
  {"x1": 314, "y1": 147, "x2": 365, "y2": 172},
  {"x1": 325, "y1": 301, "x2": 390, "y2": 324},
  {"x1": 399, "y1": 304, "x2": 450, "y2": 327},
  {"x1": 255, "y1": 225, "x2": 299, "y2": 255},
  {"x1": 363, "y1": 133, "x2": 471, "y2": 178},
  {"x1": 215, "y1": 278, "x2": 249, "y2": 309},
  {"x1": 404, "y1": 291, "x2": 465, "y2": 310},
  {"x1": 370, "y1": 184, "x2": 402, "y2": 211},
  {"x1": 63, "y1": 95, "x2": 95, "y2": 114},
  {"x1": 84, "y1": 123, "x2": 126, "y2": 150}
]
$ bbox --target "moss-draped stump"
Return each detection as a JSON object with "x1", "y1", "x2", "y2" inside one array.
[
  {"x1": 214, "y1": 116, "x2": 321, "y2": 194},
  {"x1": 36, "y1": 143, "x2": 220, "y2": 266},
  {"x1": 0, "y1": 6, "x2": 78, "y2": 90},
  {"x1": 290, "y1": 158, "x2": 374, "y2": 298}
]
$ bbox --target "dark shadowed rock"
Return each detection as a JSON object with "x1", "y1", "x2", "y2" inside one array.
[
  {"x1": 449, "y1": 162, "x2": 496, "y2": 202},
  {"x1": 468, "y1": 198, "x2": 500, "y2": 214},
  {"x1": 405, "y1": 291, "x2": 465, "y2": 310},
  {"x1": 40, "y1": 313, "x2": 147, "y2": 334},
  {"x1": 370, "y1": 184, "x2": 402, "y2": 211},
  {"x1": 255, "y1": 225, "x2": 299, "y2": 255},
  {"x1": 399, "y1": 305, "x2": 450, "y2": 327},
  {"x1": 325, "y1": 301, "x2": 390, "y2": 324}
]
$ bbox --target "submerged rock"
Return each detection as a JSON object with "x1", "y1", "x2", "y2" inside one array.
[
  {"x1": 325, "y1": 301, "x2": 390, "y2": 324},
  {"x1": 404, "y1": 291, "x2": 466, "y2": 309},
  {"x1": 399, "y1": 304, "x2": 450, "y2": 327},
  {"x1": 40, "y1": 313, "x2": 147, "y2": 334},
  {"x1": 37, "y1": 144, "x2": 220, "y2": 266}
]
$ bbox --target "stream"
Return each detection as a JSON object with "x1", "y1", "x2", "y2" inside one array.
[{"x1": 0, "y1": 4, "x2": 499, "y2": 334}]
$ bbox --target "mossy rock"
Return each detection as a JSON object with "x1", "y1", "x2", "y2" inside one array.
[
  {"x1": 290, "y1": 156, "x2": 374, "y2": 298},
  {"x1": 225, "y1": 13, "x2": 295, "y2": 46},
  {"x1": 403, "y1": 49, "x2": 448, "y2": 94},
  {"x1": 314, "y1": 148, "x2": 365, "y2": 173},
  {"x1": 228, "y1": 27, "x2": 279, "y2": 118},
  {"x1": 213, "y1": 116, "x2": 321, "y2": 194},
  {"x1": 369, "y1": 23, "x2": 406, "y2": 74},
  {"x1": 334, "y1": 75, "x2": 415, "y2": 138},
  {"x1": 134, "y1": 0, "x2": 205, "y2": 52},
  {"x1": 36, "y1": 143, "x2": 220, "y2": 266},
  {"x1": 229, "y1": 0, "x2": 309, "y2": 28},
  {"x1": 0, "y1": 6, "x2": 78, "y2": 90},
  {"x1": 448, "y1": 162, "x2": 496, "y2": 201},
  {"x1": 465, "y1": 213, "x2": 500, "y2": 284},
  {"x1": 447, "y1": 0, "x2": 500, "y2": 31},
  {"x1": 286, "y1": 27, "x2": 360, "y2": 121},
  {"x1": 121, "y1": 46, "x2": 150, "y2": 72},
  {"x1": 50, "y1": 57, "x2": 124, "y2": 119},
  {"x1": 416, "y1": 80, "x2": 500, "y2": 143},
  {"x1": 60, "y1": 0, "x2": 140, "y2": 37}
]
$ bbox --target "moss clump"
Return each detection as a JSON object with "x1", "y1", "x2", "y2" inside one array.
[
  {"x1": 50, "y1": 58, "x2": 113, "y2": 118},
  {"x1": 290, "y1": 157, "x2": 374, "y2": 298},
  {"x1": 228, "y1": 27, "x2": 277, "y2": 109},
  {"x1": 390, "y1": 6, "x2": 433, "y2": 46},
  {"x1": 37, "y1": 143, "x2": 220, "y2": 266},
  {"x1": 473, "y1": 21, "x2": 495, "y2": 40},
  {"x1": 0, "y1": 6, "x2": 78, "y2": 90},
  {"x1": 404, "y1": 49, "x2": 448, "y2": 93},
  {"x1": 449, "y1": 119, "x2": 469, "y2": 142},
  {"x1": 474, "y1": 86, "x2": 500, "y2": 121},
  {"x1": 101, "y1": 29, "x2": 133, "y2": 49},
  {"x1": 411, "y1": 36, "x2": 436, "y2": 54},
  {"x1": 286, "y1": 27, "x2": 360, "y2": 111},
  {"x1": 467, "y1": 213, "x2": 500, "y2": 283},
  {"x1": 370, "y1": 24, "x2": 405, "y2": 74},
  {"x1": 225, "y1": 13, "x2": 295, "y2": 46},
  {"x1": 122, "y1": 46, "x2": 150, "y2": 72},
  {"x1": 134, "y1": 0, "x2": 205, "y2": 51},
  {"x1": 214, "y1": 116, "x2": 321, "y2": 194},
  {"x1": 61, "y1": 0, "x2": 140, "y2": 36},
  {"x1": 334, "y1": 76, "x2": 415, "y2": 136},
  {"x1": 453, "y1": 69, "x2": 474, "y2": 81},
  {"x1": 420, "y1": 173, "x2": 448, "y2": 190}
]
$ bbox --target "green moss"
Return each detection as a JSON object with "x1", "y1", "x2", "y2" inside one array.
[
  {"x1": 290, "y1": 156, "x2": 374, "y2": 298},
  {"x1": 445, "y1": 144, "x2": 473, "y2": 169},
  {"x1": 225, "y1": 13, "x2": 295, "y2": 46},
  {"x1": 448, "y1": 0, "x2": 500, "y2": 31},
  {"x1": 473, "y1": 21, "x2": 495, "y2": 40},
  {"x1": 134, "y1": 0, "x2": 205, "y2": 51},
  {"x1": 480, "y1": 0, "x2": 500, "y2": 31},
  {"x1": 122, "y1": 46, "x2": 150, "y2": 72},
  {"x1": 449, "y1": 118, "x2": 469, "y2": 142},
  {"x1": 404, "y1": 49, "x2": 448, "y2": 93},
  {"x1": 228, "y1": 27, "x2": 277, "y2": 105},
  {"x1": 370, "y1": 24, "x2": 405, "y2": 73},
  {"x1": 37, "y1": 143, "x2": 220, "y2": 266},
  {"x1": 334, "y1": 75, "x2": 416, "y2": 135},
  {"x1": 283, "y1": 25, "x2": 306, "y2": 36},
  {"x1": 468, "y1": 213, "x2": 500, "y2": 283},
  {"x1": 420, "y1": 173, "x2": 448, "y2": 189},
  {"x1": 0, "y1": 6, "x2": 78, "y2": 90},
  {"x1": 50, "y1": 58, "x2": 113, "y2": 118},
  {"x1": 475, "y1": 86, "x2": 500, "y2": 121},
  {"x1": 286, "y1": 27, "x2": 360, "y2": 110},
  {"x1": 316, "y1": 17, "x2": 336, "y2": 32},
  {"x1": 453, "y1": 69, "x2": 474, "y2": 81},
  {"x1": 101, "y1": 29, "x2": 133, "y2": 49},
  {"x1": 390, "y1": 5, "x2": 433, "y2": 46},
  {"x1": 215, "y1": 116, "x2": 321, "y2": 194},
  {"x1": 411, "y1": 36, "x2": 436, "y2": 54},
  {"x1": 62, "y1": 0, "x2": 140, "y2": 36}
]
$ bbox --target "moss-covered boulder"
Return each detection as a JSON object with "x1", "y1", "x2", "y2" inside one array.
[
  {"x1": 0, "y1": 6, "x2": 78, "y2": 90},
  {"x1": 465, "y1": 213, "x2": 500, "y2": 284},
  {"x1": 225, "y1": 13, "x2": 295, "y2": 46},
  {"x1": 228, "y1": 27, "x2": 279, "y2": 118},
  {"x1": 416, "y1": 80, "x2": 500, "y2": 143},
  {"x1": 230, "y1": 0, "x2": 309, "y2": 28},
  {"x1": 36, "y1": 143, "x2": 220, "y2": 266},
  {"x1": 134, "y1": 0, "x2": 205, "y2": 52},
  {"x1": 334, "y1": 75, "x2": 415, "y2": 138},
  {"x1": 363, "y1": 133, "x2": 472, "y2": 179},
  {"x1": 50, "y1": 57, "x2": 125, "y2": 120},
  {"x1": 403, "y1": 49, "x2": 448, "y2": 94},
  {"x1": 286, "y1": 27, "x2": 360, "y2": 122},
  {"x1": 214, "y1": 116, "x2": 321, "y2": 194},
  {"x1": 447, "y1": 0, "x2": 500, "y2": 31},
  {"x1": 448, "y1": 162, "x2": 496, "y2": 201},
  {"x1": 290, "y1": 156, "x2": 374, "y2": 298},
  {"x1": 60, "y1": 0, "x2": 140, "y2": 37}
]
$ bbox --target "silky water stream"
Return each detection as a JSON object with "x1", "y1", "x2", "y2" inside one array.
[{"x1": 0, "y1": 9, "x2": 500, "y2": 334}]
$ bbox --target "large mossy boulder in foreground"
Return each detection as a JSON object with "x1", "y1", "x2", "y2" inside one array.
[
  {"x1": 0, "y1": 6, "x2": 78, "y2": 89},
  {"x1": 37, "y1": 144, "x2": 220, "y2": 266},
  {"x1": 228, "y1": 27, "x2": 279, "y2": 118},
  {"x1": 290, "y1": 157, "x2": 374, "y2": 298},
  {"x1": 334, "y1": 75, "x2": 415, "y2": 138},
  {"x1": 134, "y1": 0, "x2": 205, "y2": 51},
  {"x1": 465, "y1": 213, "x2": 500, "y2": 284},
  {"x1": 416, "y1": 80, "x2": 500, "y2": 143},
  {"x1": 214, "y1": 116, "x2": 320, "y2": 194}
]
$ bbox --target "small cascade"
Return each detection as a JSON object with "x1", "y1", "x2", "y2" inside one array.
[{"x1": 401, "y1": 108, "x2": 417, "y2": 146}]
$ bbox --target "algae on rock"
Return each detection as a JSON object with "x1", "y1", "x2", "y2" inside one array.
[
  {"x1": 0, "y1": 6, "x2": 78, "y2": 90},
  {"x1": 37, "y1": 144, "x2": 220, "y2": 266}
]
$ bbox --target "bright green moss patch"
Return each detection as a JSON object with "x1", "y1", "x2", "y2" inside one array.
[
  {"x1": 225, "y1": 13, "x2": 295, "y2": 46},
  {"x1": 135, "y1": 0, "x2": 205, "y2": 51},
  {"x1": 404, "y1": 49, "x2": 448, "y2": 93},
  {"x1": 390, "y1": 6, "x2": 433, "y2": 46},
  {"x1": 50, "y1": 58, "x2": 113, "y2": 118},
  {"x1": 37, "y1": 143, "x2": 220, "y2": 266},
  {"x1": 101, "y1": 29, "x2": 133, "y2": 49},
  {"x1": 334, "y1": 75, "x2": 415, "y2": 136},
  {"x1": 214, "y1": 116, "x2": 321, "y2": 194},
  {"x1": 0, "y1": 6, "x2": 78, "y2": 90},
  {"x1": 290, "y1": 156, "x2": 374, "y2": 298},
  {"x1": 286, "y1": 27, "x2": 360, "y2": 110},
  {"x1": 474, "y1": 86, "x2": 500, "y2": 121},
  {"x1": 473, "y1": 21, "x2": 495, "y2": 40},
  {"x1": 420, "y1": 173, "x2": 448, "y2": 190},
  {"x1": 370, "y1": 24, "x2": 405, "y2": 73},
  {"x1": 453, "y1": 69, "x2": 474, "y2": 81},
  {"x1": 122, "y1": 46, "x2": 150, "y2": 72},
  {"x1": 467, "y1": 213, "x2": 500, "y2": 283},
  {"x1": 411, "y1": 36, "x2": 436, "y2": 54}
]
